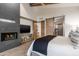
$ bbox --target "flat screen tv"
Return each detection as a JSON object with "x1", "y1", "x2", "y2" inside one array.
[{"x1": 20, "y1": 25, "x2": 30, "y2": 33}]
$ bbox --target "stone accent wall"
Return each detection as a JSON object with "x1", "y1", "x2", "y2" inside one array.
[
  {"x1": 0, "y1": 3, "x2": 20, "y2": 52},
  {"x1": 41, "y1": 21, "x2": 45, "y2": 37}
]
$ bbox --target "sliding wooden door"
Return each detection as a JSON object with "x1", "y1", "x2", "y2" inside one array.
[
  {"x1": 46, "y1": 18, "x2": 54, "y2": 35},
  {"x1": 33, "y1": 21, "x2": 38, "y2": 39}
]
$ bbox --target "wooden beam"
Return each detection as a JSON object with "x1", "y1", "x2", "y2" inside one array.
[{"x1": 30, "y1": 3, "x2": 42, "y2": 7}]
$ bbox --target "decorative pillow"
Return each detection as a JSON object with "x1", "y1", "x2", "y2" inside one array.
[{"x1": 69, "y1": 31, "x2": 79, "y2": 48}]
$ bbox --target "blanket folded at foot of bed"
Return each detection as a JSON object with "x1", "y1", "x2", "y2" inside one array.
[{"x1": 33, "y1": 35, "x2": 56, "y2": 55}]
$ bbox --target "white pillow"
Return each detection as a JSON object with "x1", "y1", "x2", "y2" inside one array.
[{"x1": 69, "y1": 31, "x2": 79, "y2": 49}]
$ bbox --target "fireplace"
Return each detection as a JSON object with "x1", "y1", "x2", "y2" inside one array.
[{"x1": 1, "y1": 32, "x2": 18, "y2": 41}]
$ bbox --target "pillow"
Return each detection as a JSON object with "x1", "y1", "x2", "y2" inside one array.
[{"x1": 69, "y1": 31, "x2": 79, "y2": 49}]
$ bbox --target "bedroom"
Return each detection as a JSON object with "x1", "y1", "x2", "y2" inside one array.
[
  {"x1": 20, "y1": 3, "x2": 79, "y2": 56},
  {"x1": 0, "y1": 3, "x2": 79, "y2": 56}
]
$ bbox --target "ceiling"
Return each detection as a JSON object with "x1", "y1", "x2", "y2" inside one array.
[{"x1": 29, "y1": 3, "x2": 58, "y2": 7}]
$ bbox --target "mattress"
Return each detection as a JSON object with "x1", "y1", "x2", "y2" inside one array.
[{"x1": 27, "y1": 36, "x2": 79, "y2": 56}]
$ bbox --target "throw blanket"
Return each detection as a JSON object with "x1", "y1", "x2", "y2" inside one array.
[{"x1": 33, "y1": 35, "x2": 56, "y2": 55}]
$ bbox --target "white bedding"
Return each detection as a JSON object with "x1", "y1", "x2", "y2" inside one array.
[{"x1": 27, "y1": 36, "x2": 79, "y2": 56}]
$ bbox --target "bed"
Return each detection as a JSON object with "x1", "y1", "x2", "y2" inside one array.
[{"x1": 27, "y1": 35, "x2": 79, "y2": 56}]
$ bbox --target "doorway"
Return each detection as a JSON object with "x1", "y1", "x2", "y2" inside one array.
[{"x1": 46, "y1": 16, "x2": 65, "y2": 36}]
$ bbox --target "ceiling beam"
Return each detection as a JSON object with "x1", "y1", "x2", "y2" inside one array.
[{"x1": 29, "y1": 3, "x2": 58, "y2": 7}]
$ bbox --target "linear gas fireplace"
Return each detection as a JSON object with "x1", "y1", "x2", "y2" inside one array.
[{"x1": 1, "y1": 32, "x2": 18, "y2": 41}]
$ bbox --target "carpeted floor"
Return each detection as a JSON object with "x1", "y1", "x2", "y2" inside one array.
[{"x1": 0, "y1": 40, "x2": 33, "y2": 56}]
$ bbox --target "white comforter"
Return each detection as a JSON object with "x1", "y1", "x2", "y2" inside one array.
[{"x1": 27, "y1": 36, "x2": 79, "y2": 56}]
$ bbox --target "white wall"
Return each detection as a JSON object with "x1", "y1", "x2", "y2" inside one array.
[
  {"x1": 32, "y1": 6, "x2": 79, "y2": 37},
  {"x1": 20, "y1": 3, "x2": 34, "y2": 19},
  {"x1": 20, "y1": 4, "x2": 33, "y2": 34},
  {"x1": 37, "y1": 22, "x2": 41, "y2": 37}
]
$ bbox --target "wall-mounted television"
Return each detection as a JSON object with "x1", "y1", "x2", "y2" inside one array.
[{"x1": 20, "y1": 25, "x2": 30, "y2": 33}]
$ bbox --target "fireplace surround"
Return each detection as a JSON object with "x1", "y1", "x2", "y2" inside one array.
[
  {"x1": 0, "y1": 3, "x2": 20, "y2": 52},
  {"x1": 1, "y1": 32, "x2": 18, "y2": 41}
]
